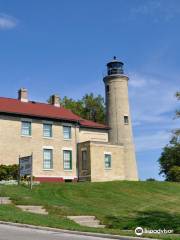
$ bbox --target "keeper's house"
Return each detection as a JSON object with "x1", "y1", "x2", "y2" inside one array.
[{"x1": 0, "y1": 58, "x2": 138, "y2": 182}]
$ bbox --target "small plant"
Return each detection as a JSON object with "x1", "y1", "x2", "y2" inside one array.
[{"x1": 0, "y1": 164, "x2": 18, "y2": 181}]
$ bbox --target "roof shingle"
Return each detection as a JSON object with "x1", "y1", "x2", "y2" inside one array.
[{"x1": 0, "y1": 97, "x2": 108, "y2": 130}]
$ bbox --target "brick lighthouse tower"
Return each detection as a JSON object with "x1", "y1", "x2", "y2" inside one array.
[{"x1": 103, "y1": 57, "x2": 138, "y2": 180}]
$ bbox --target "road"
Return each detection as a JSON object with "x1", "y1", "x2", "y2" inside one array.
[{"x1": 0, "y1": 224, "x2": 137, "y2": 240}]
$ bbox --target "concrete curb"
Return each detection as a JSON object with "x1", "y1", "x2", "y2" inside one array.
[{"x1": 0, "y1": 221, "x2": 155, "y2": 240}]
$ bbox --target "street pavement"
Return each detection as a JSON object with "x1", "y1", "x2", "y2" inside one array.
[{"x1": 0, "y1": 224, "x2": 137, "y2": 240}]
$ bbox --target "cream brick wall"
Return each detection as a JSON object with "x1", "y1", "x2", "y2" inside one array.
[
  {"x1": 104, "y1": 75, "x2": 133, "y2": 145},
  {"x1": 78, "y1": 128, "x2": 108, "y2": 143},
  {"x1": 124, "y1": 144, "x2": 138, "y2": 180},
  {"x1": 0, "y1": 115, "x2": 78, "y2": 179},
  {"x1": 103, "y1": 74, "x2": 138, "y2": 181},
  {"x1": 78, "y1": 141, "x2": 126, "y2": 182},
  {"x1": 90, "y1": 142, "x2": 125, "y2": 182},
  {"x1": 0, "y1": 114, "x2": 138, "y2": 182}
]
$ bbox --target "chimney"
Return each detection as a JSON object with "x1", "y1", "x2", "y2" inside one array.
[
  {"x1": 50, "y1": 94, "x2": 60, "y2": 107},
  {"x1": 18, "y1": 88, "x2": 28, "y2": 102}
]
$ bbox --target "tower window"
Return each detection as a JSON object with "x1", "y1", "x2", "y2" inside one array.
[
  {"x1": 124, "y1": 116, "x2": 129, "y2": 124},
  {"x1": 106, "y1": 85, "x2": 109, "y2": 94}
]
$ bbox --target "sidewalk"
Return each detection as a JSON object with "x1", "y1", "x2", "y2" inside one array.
[{"x1": 0, "y1": 221, "x2": 155, "y2": 240}]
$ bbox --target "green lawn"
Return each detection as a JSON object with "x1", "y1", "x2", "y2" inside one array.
[{"x1": 0, "y1": 181, "x2": 180, "y2": 239}]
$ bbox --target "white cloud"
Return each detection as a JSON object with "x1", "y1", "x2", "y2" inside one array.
[
  {"x1": 0, "y1": 13, "x2": 18, "y2": 30},
  {"x1": 129, "y1": 73, "x2": 178, "y2": 125},
  {"x1": 129, "y1": 73, "x2": 159, "y2": 88},
  {"x1": 129, "y1": 0, "x2": 180, "y2": 22},
  {"x1": 128, "y1": 72, "x2": 179, "y2": 152},
  {"x1": 135, "y1": 131, "x2": 171, "y2": 152}
]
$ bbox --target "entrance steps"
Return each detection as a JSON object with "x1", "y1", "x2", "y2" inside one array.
[{"x1": 67, "y1": 216, "x2": 105, "y2": 228}]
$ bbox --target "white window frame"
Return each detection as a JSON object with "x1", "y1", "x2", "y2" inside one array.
[
  {"x1": 43, "y1": 123, "x2": 53, "y2": 138},
  {"x1": 63, "y1": 125, "x2": 72, "y2": 140},
  {"x1": 63, "y1": 149, "x2": 72, "y2": 171},
  {"x1": 21, "y1": 119, "x2": 32, "y2": 137},
  {"x1": 43, "y1": 148, "x2": 53, "y2": 170},
  {"x1": 104, "y1": 152, "x2": 112, "y2": 169}
]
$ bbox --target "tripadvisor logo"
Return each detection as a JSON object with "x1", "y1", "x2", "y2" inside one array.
[
  {"x1": 135, "y1": 227, "x2": 173, "y2": 236},
  {"x1": 135, "y1": 227, "x2": 143, "y2": 236}
]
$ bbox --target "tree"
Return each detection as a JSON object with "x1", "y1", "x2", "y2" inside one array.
[
  {"x1": 158, "y1": 91, "x2": 180, "y2": 182},
  {"x1": 60, "y1": 93, "x2": 106, "y2": 124},
  {"x1": 159, "y1": 137, "x2": 180, "y2": 181}
]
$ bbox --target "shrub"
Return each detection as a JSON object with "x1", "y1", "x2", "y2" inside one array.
[
  {"x1": 0, "y1": 164, "x2": 19, "y2": 181},
  {"x1": 146, "y1": 178, "x2": 156, "y2": 181}
]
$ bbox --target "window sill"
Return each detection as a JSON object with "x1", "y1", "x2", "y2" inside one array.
[
  {"x1": 105, "y1": 168, "x2": 112, "y2": 170},
  {"x1": 64, "y1": 169, "x2": 73, "y2": 172},
  {"x1": 43, "y1": 169, "x2": 54, "y2": 171},
  {"x1": 21, "y1": 135, "x2": 32, "y2": 138},
  {"x1": 43, "y1": 137, "x2": 53, "y2": 140},
  {"x1": 63, "y1": 138, "x2": 72, "y2": 141}
]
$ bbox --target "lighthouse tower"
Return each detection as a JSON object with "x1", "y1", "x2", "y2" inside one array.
[{"x1": 103, "y1": 57, "x2": 138, "y2": 180}]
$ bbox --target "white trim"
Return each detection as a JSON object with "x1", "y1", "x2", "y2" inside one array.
[
  {"x1": 21, "y1": 135, "x2": 32, "y2": 138},
  {"x1": 62, "y1": 147, "x2": 73, "y2": 151},
  {"x1": 21, "y1": 118, "x2": 32, "y2": 122},
  {"x1": 104, "y1": 152, "x2": 112, "y2": 155},
  {"x1": 63, "y1": 176, "x2": 77, "y2": 179},
  {"x1": 43, "y1": 137, "x2": 53, "y2": 140},
  {"x1": 42, "y1": 168, "x2": 54, "y2": 171},
  {"x1": 43, "y1": 146, "x2": 54, "y2": 149}
]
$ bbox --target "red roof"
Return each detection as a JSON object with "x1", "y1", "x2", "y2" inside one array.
[{"x1": 0, "y1": 97, "x2": 109, "y2": 130}]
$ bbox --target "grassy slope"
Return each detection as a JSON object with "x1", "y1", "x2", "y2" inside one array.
[{"x1": 0, "y1": 181, "x2": 180, "y2": 239}]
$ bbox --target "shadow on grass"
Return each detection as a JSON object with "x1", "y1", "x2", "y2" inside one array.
[{"x1": 105, "y1": 211, "x2": 180, "y2": 233}]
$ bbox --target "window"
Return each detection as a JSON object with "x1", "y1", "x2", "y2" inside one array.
[
  {"x1": 106, "y1": 85, "x2": 110, "y2": 94},
  {"x1": 104, "y1": 154, "x2": 111, "y2": 169},
  {"x1": 43, "y1": 124, "x2": 52, "y2": 138},
  {"x1": 82, "y1": 150, "x2": 88, "y2": 170},
  {"x1": 124, "y1": 116, "x2": 129, "y2": 124},
  {"x1": 63, "y1": 150, "x2": 72, "y2": 170},
  {"x1": 63, "y1": 126, "x2": 71, "y2": 139},
  {"x1": 43, "y1": 149, "x2": 53, "y2": 169},
  {"x1": 21, "y1": 121, "x2": 31, "y2": 136}
]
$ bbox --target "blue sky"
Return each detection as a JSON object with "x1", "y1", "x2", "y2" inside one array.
[{"x1": 0, "y1": 0, "x2": 179, "y2": 180}]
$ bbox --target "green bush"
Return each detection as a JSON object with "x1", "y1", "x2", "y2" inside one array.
[
  {"x1": 0, "y1": 164, "x2": 18, "y2": 181},
  {"x1": 146, "y1": 178, "x2": 156, "y2": 181}
]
